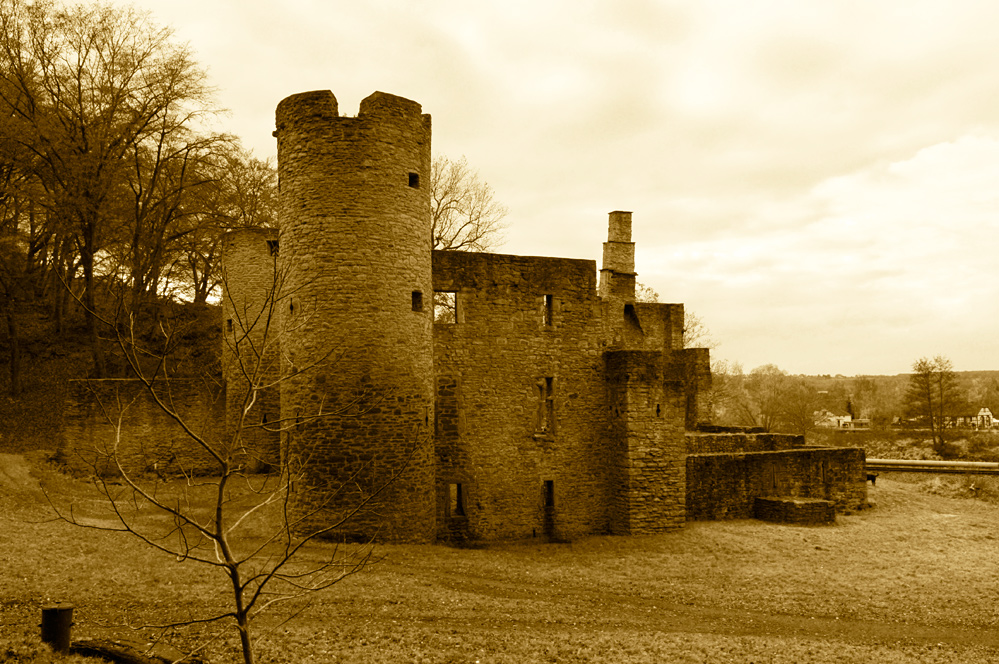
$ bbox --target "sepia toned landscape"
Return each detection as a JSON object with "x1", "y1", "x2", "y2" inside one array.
[
  {"x1": 5, "y1": 1, "x2": 999, "y2": 663},
  {"x1": 1, "y1": 443, "x2": 998, "y2": 663}
]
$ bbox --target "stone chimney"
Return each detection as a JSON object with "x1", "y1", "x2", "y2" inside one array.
[{"x1": 598, "y1": 210, "x2": 636, "y2": 300}]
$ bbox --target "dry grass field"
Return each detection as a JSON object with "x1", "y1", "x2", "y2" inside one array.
[{"x1": 2, "y1": 451, "x2": 999, "y2": 663}]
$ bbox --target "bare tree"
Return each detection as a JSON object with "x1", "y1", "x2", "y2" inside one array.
[
  {"x1": 906, "y1": 355, "x2": 962, "y2": 456},
  {"x1": 634, "y1": 281, "x2": 659, "y2": 303},
  {"x1": 780, "y1": 377, "x2": 820, "y2": 435},
  {"x1": 48, "y1": 264, "x2": 404, "y2": 664},
  {"x1": 743, "y1": 364, "x2": 790, "y2": 432},
  {"x1": 114, "y1": 125, "x2": 230, "y2": 310},
  {"x1": 713, "y1": 363, "x2": 797, "y2": 432},
  {"x1": 634, "y1": 283, "x2": 716, "y2": 350},
  {"x1": 681, "y1": 311, "x2": 716, "y2": 350},
  {"x1": 706, "y1": 359, "x2": 744, "y2": 426},
  {"x1": 431, "y1": 155, "x2": 507, "y2": 251}
]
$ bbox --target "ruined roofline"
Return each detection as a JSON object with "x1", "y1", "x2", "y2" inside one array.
[{"x1": 432, "y1": 247, "x2": 597, "y2": 266}]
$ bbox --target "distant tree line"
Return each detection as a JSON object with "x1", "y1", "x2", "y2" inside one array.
[{"x1": 708, "y1": 356, "x2": 999, "y2": 439}]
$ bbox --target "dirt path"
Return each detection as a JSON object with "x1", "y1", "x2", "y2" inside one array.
[{"x1": 373, "y1": 562, "x2": 999, "y2": 649}]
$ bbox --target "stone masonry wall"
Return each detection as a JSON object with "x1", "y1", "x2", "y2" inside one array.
[
  {"x1": 59, "y1": 379, "x2": 224, "y2": 477},
  {"x1": 275, "y1": 90, "x2": 435, "y2": 543},
  {"x1": 220, "y1": 228, "x2": 282, "y2": 470},
  {"x1": 686, "y1": 433, "x2": 807, "y2": 454},
  {"x1": 685, "y1": 447, "x2": 867, "y2": 520},
  {"x1": 433, "y1": 250, "x2": 611, "y2": 541},
  {"x1": 605, "y1": 351, "x2": 686, "y2": 535}
]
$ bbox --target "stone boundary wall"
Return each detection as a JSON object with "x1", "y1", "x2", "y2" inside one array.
[
  {"x1": 686, "y1": 447, "x2": 867, "y2": 521},
  {"x1": 59, "y1": 379, "x2": 225, "y2": 477},
  {"x1": 686, "y1": 433, "x2": 807, "y2": 454}
]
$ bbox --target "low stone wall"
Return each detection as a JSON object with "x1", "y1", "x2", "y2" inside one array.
[
  {"x1": 686, "y1": 447, "x2": 867, "y2": 521},
  {"x1": 59, "y1": 379, "x2": 225, "y2": 477},
  {"x1": 685, "y1": 433, "x2": 807, "y2": 454},
  {"x1": 753, "y1": 497, "x2": 836, "y2": 525}
]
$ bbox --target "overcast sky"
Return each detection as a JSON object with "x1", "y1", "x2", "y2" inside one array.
[{"x1": 112, "y1": 0, "x2": 999, "y2": 376}]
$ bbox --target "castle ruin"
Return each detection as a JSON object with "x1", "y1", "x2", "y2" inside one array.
[{"x1": 219, "y1": 90, "x2": 867, "y2": 543}]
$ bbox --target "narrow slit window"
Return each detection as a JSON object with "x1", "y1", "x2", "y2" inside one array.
[
  {"x1": 266, "y1": 239, "x2": 279, "y2": 256},
  {"x1": 226, "y1": 318, "x2": 233, "y2": 333},
  {"x1": 412, "y1": 291, "x2": 424, "y2": 312},
  {"x1": 543, "y1": 480, "x2": 555, "y2": 508},
  {"x1": 537, "y1": 377, "x2": 555, "y2": 433},
  {"x1": 542, "y1": 294, "x2": 553, "y2": 326},
  {"x1": 449, "y1": 483, "x2": 465, "y2": 516},
  {"x1": 289, "y1": 299, "x2": 295, "y2": 316},
  {"x1": 408, "y1": 172, "x2": 420, "y2": 188},
  {"x1": 434, "y1": 291, "x2": 457, "y2": 323}
]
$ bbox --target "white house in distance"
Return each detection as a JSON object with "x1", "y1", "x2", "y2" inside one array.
[{"x1": 814, "y1": 409, "x2": 870, "y2": 429}]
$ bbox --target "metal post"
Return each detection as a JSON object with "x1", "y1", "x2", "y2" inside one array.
[{"x1": 40, "y1": 603, "x2": 73, "y2": 653}]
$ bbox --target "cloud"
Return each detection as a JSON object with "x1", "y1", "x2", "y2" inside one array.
[
  {"x1": 639, "y1": 134, "x2": 999, "y2": 374},
  {"x1": 107, "y1": 0, "x2": 999, "y2": 375}
]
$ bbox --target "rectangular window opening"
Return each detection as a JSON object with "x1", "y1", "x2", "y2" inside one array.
[
  {"x1": 266, "y1": 239, "x2": 279, "y2": 256},
  {"x1": 543, "y1": 480, "x2": 555, "y2": 508},
  {"x1": 434, "y1": 291, "x2": 457, "y2": 323},
  {"x1": 226, "y1": 318, "x2": 233, "y2": 333},
  {"x1": 537, "y1": 377, "x2": 555, "y2": 433},
  {"x1": 542, "y1": 294, "x2": 553, "y2": 326},
  {"x1": 408, "y1": 172, "x2": 420, "y2": 188},
  {"x1": 449, "y1": 482, "x2": 465, "y2": 516},
  {"x1": 412, "y1": 290, "x2": 424, "y2": 312}
]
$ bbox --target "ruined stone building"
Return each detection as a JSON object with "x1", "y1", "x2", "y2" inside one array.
[{"x1": 218, "y1": 89, "x2": 866, "y2": 544}]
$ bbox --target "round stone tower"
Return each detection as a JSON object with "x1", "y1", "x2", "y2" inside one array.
[{"x1": 274, "y1": 90, "x2": 435, "y2": 542}]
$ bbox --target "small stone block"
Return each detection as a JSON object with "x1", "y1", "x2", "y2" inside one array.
[{"x1": 754, "y1": 496, "x2": 836, "y2": 525}]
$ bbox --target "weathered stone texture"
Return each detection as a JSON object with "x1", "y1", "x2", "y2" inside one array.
[
  {"x1": 605, "y1": 351, "x2": 686, "y2": 534},
  {"x1": 220, "y1": 228, "x2": 282, "y2": 470},
  {"x1": 753, "y1": 496, "x2": 836, "y2": 525},
  {"x1": 686, "y1": 446, "x2": 867, "y2": 520},
  {"x1": 59, "y1": 379, "x2": 224, "y2": 477},
  {"x1": 274, "y1": 90, "x2": 435, "y2": 542},
  {"x1": 433, "y1": 250, "x2": 613, "y2": 540},
  {"x1": 53, "y1": 88, "x2": 873, "y2": 545},
  {"x1": 599, "y1": 210, "x2": 637, "y2": 301},
  {"x1": 686, "y1": 433, "x2": 807, "y2": 454}
]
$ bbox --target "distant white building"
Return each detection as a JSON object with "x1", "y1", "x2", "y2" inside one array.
[
  {"x1": 814, "y1": 408, "x2": 870, "y2": 429},
  {"x1": 978, "y1": 408, "x2": 994, "y2": 429}
]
